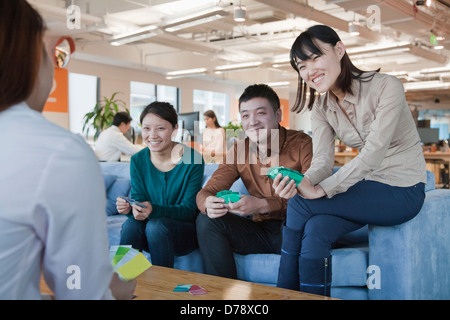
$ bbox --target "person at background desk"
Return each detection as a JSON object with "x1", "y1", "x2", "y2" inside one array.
[
  {"x1": 202, "y1": 110, "x2": 226, "y2": 163},
  {"x1": 0, "y1": 0, "x2": 135, "y2": 299},
  {"x1": 117, "y1": 102, "x2": 204, "y2": 268},
  {"x1": 196, "y1": 84, "x2": 312, "y2": 279},
  {"x1": 273, "y1": 25, "x2": 427, "y2": 296},
  {"x1": 95, "y1": 112, "x2": 142, "y2": 162}
]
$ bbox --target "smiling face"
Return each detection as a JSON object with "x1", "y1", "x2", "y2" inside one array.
[
  {"x1": 141, "y1": 113, "x2": 176, "y2": 153},
  {"x1": 240, "y1": 97, "x2": 281, "y2": 144},
  {"x1": 295, "y1": 39, "x2": 345, "y2": 97}
]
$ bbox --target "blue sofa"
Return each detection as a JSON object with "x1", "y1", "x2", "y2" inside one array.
[{"x1": 100, "y1": 162, "x2": 450, "y2": 300}]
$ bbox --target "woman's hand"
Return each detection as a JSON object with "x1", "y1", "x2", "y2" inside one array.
[
  {"x1": 109, "y1": 272, "x2": 136, "y2": 300},
  {"x1": 116, "y1": 197, "x2": 131, "y2": 215},
  {"x1": 272, "y1": 173, "x2": 298, "y2": 200},
  {"x1": 297, "y1": 177, "x2": 326, "y2": 199},
  {"x1": 132, "y1": 201, "x2": 152, "y2": 221}
]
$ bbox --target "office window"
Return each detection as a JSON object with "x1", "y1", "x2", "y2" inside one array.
[
  {"x1": 130, "y1": 81, "x2": 156, "y2": 131},
  {"x1": 157, "y1": 84, "x2": 180, "y2": 112},
  {"x1": 130, "y1": 82, "x2": 180, "y2": 132},
  {"x1": 68, "y1": 73, "x2": 99, "y2": 137},
  {"x1": 193, "y1": 89, "x2": 229, "y2": 132}
]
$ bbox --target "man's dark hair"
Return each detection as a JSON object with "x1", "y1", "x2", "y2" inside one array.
[
  {"x1": 239, "y1": 84, "x2": 280, "y2": 113},
  {"x1": 112, "y1": 112, "x2": 132, "y2": 126}
]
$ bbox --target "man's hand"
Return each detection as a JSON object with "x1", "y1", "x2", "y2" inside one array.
[
  {"x1": 204, "y1": 196, "x2": 229, "y2": 219},
  {"x1": 227, "y1": 195, "x2": 270, "y2": 217}
]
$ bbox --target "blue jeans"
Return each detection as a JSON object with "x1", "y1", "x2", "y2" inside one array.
[
  {"x1": 286, "y1": 180, "x2": 425, "y2": 259},
  {"x1": 120, "y1": 217, "x2": 198, "y2": 267}
]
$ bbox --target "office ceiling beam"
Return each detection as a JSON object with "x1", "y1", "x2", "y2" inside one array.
[
  {"x1": 376, "y1": 0, "x2": 450, "y2": 37},
  {"x1": 253, "y1": 0, "x2": 384, "y2": 42}
]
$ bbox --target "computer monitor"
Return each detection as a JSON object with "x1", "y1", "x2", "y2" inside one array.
[
  {"x1": 417, "y1": 128, "x2": 440, "y2": 144},
  {"x1": 178, "y1": 111, "x2": 199, "y2": 140}
]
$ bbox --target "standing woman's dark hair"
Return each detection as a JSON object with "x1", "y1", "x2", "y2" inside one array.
[
  {"x1": 203, "y1": 110, "x2": 221, "y2": 128},
  {"x1": 290, "y1": 25, "x2": 378, "y2": 113},
  {"x1": 0, "y1": 0, "x2": 45, "y2": 111}
]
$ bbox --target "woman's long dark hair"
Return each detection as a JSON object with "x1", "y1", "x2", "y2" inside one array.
[
  {"x1": 290, "y1": 25, "x2": 379, "y2": 113},
  {"x1": 0, "y1": 0, "x2": 45, "y2": 111},
  {"x1": 203, "y1": 110, "x2": 221, "y2": 128}
]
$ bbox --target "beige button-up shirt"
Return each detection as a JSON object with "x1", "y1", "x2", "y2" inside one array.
[{"x1": 305, "y1": 72, "x2": 427, "y2": 198}]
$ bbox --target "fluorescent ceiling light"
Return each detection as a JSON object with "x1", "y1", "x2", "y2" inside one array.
[
  {"x1": 214, "y1": 61, "x2": 262, "y2": 73},
  {"x1": 166, "y1": 68, "x2": 207, "y2": 79},
  {"x1": 420, "y1": 66, "x2": 450, "y2": 75},
  {"x1": 404, "y1": 80, "x2": 450, "y2": 91},
  {"x1": 110, "y1": 25, "x2": 158, "y2": 46},
  {"x1": 266, "y1": 81, "x2": 291, "y2": 87},
  {"x1": 346, "y1": 42, "x2": 411, "y2": 55},
  {"x1": 163, "y1": 8, "x2": 228, "y2": 32}
]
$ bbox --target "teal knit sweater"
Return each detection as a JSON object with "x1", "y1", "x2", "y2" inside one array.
[{"x1": 129, "y1": 144, "x2": 204, "y2": 222}]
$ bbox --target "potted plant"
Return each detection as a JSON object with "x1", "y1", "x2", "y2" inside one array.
[
  {"x1": 82, "y1": 92, "x2": 128, "y2": 140},
  {"x1": 223, "y1": 120, "x2": 244, "y2": 148}
]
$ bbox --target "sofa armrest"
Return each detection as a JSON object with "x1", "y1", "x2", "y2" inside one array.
[{"x1": 368, "y1": 189, "x2": 450, "y2": 300}]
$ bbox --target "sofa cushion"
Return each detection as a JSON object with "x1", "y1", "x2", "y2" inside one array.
[
  {"x1": 100, "y1": 162, "x2": 131, "y2": 179},
  {"x1": 107, "y1": 214, "x2": 127, "y2": 245},
  {"x1": 106, "y1": 178, "x2": 131, "y2": 216},
  {"x1": 234, "y1": 253, "x2": 280, "y2": 285},
  {"x1": 331, "y1": 245, "x2": 369, "y2": 287},
  {"x1": 425, "y1": 170, "x2": 435, "y2": 191},
  {"x1": 103, "y1": 174, "x2": 117, "y2": 191},
  {"x1": 233, "y1": 244, "x2": 369, "y2": 288}
]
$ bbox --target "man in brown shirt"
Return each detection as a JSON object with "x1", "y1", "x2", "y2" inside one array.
[{"x1": 196, "y1": 84, "x2": 312, "y2": 279}]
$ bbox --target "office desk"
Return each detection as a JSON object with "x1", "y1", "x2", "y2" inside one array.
[
  {"x1": 334, "y1": 152, "x2": 357, "y2": 165},
  {"x1": 423, "y1": 151, "x2": 450, "y2": 168}
]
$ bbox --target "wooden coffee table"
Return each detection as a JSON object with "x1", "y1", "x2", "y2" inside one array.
[
  {"x1": 40, "y1": 266, "x2": 335, "y2": 300},
  {"x1": 133, "y1": 266, "x2": 333, "y2": 300}
]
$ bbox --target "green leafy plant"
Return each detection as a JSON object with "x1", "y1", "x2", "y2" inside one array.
[
  {"x1": 82, "y1": 92, "x2": 127, "y2": 140},
  {"x1": 223, "y1": 120, "x2": 243, "y2": 136}
]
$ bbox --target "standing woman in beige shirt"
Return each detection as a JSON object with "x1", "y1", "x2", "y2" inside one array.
[{"x1": 273, "y1": 25, "x2": 427, "y2": 296}]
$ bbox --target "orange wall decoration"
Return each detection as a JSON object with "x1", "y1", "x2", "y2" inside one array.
[
  {"x1": 279, "y1": 98, "x2": 290, "y2": 128},
  {"x1": 43, "y1": 68, "x2": 68, "y2": 113}
]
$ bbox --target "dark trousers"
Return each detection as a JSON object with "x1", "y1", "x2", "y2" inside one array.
[
  {"x1": 196, "y1": 213, "x2": 283, "y2": 279},
  {"x1": 278, "y1": 180, "x2": 425, "y2": 294},
  {"x1": 120, "y1": 217, "x2": 198, "y2": 268},
  {"x1": 286, "y1": 180, "x2": 425, "y2": 259}
]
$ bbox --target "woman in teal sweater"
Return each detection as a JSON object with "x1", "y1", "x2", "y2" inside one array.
[{"x1": 116, "y1": 102, "x2": 204, "y2": 267}]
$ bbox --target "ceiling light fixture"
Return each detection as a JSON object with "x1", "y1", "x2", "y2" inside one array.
[
  {"x1": 266, "y1": 81, "x2": 291, "y2": 87},
  {"x1": 404, "y1": 80, "x2": 450, "y2": 91},
  {"x1": 166, "y1": 68, "x2": 208, "y2": 79},
  {"x1": 163, "y1": 8, "x2": 228, "y2": 32},
  {"x1": 348, "y1": 21, "x2": 360, "y2": 36},
  {"x1": 110, "y1": 25, "x2": 158, "y2": 46},
  {"x1": 415, "y1": 0, "x2": 432, "y2": 6},
  {"x1": 214, "y1": 61, "x2": 262, "y2": 73},
  {"x1": 234, "y1": 1, "x2": 247, "y2": 22}
]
